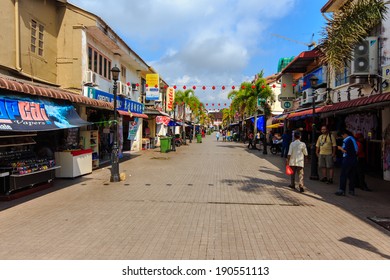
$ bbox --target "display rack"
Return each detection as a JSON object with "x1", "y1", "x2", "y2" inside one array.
[
  {"x1": 0, "y1": 133, "x2": 59, "y2": 194},
  {"x1": 80, "y1": 130, "x2": 99, "y2": 169}
]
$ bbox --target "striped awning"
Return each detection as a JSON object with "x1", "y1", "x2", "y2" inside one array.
[
  {"x1": 0, "y1": 75, "x2": 113, "y2": 110},
  {"x1": 117, "y1": 110, "x2": 148, "y2": 119}
]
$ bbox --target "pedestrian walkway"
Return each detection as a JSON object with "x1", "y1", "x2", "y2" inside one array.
[{"x1": 0, "y1": 133, "x2": 389, "y2": 260}]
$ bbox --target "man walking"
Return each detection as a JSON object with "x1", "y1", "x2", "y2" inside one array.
[
  {"x1": 287, "y1": 131, "x2": 308, "y2": 193},
  {"x1": 316, "y1": 126, "x2": 336, "y2": 184}
]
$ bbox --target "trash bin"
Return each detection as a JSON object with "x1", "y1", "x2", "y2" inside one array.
[
  {"x1": 196, "y1": 134, "x2": 202, "y2": 143},
  {"x1": 160, "y1": 137, "x2": 171, "y2": 153}
]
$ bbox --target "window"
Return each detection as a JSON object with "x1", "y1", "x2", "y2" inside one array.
[
  {"x1": 335, "y1": 63, "x2": 350, "y2": 87},
  {"x1": 31, "y1": 19, "x2": 44, "y2": 56},
  {"x1": 87, "y1": 46, "x2": 112, "y2": 79},
  {"x1": 121, "y1": 65, "x2": 126, "y2": 79}
]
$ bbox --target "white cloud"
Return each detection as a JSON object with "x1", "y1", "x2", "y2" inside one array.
[{"x1": 69, "y1": 0, "x2": 298, "y2": 105}]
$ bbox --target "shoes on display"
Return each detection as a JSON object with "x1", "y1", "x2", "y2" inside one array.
[{"x1": 320, "y1": 177, "x2": 328, "y2": 182}]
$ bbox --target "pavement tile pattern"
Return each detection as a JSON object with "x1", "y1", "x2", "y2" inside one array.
[{"x1": 0, "y1": 134, "x2": 389, "y2": 260}]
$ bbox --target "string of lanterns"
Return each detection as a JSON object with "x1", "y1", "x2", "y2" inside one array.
[{"x1": 129, "y1": 83, "x2": 303, "y2": 90}]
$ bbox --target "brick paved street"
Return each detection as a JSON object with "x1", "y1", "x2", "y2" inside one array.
[{"x1": 0, "y1": 133, "x2": 389, "y2": 260}]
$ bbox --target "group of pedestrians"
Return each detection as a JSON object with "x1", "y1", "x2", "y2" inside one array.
[{"x1": 285, "y1": 125, "x2": 370, "y2": 195}]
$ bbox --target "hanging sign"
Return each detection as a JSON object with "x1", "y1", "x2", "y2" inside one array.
[
  {"x1": 166, "y1": 87, "x2": 175, "y2": 112},
  {"x1": 145, "y1": 74, "x2": 160, "y2": 101}
]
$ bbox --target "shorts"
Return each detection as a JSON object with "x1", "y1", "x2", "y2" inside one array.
[{"x1": 318, "y1": 154, "x2": 334, "y2": 168}]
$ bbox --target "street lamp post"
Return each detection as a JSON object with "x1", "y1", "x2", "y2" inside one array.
[
  {"x1": 110, "y1": 66, "x2": 121, "y2": 182},
  {"x1": 171, "y1": 103, "x2": 176, "y2": 152},
  {"x1": 309, "y1": 75, "x2": 319, "y2": 180}
]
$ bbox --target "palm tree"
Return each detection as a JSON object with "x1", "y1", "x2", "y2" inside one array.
[{"x1": 319, "y1": 0, "x2": 387, "y2": 73}]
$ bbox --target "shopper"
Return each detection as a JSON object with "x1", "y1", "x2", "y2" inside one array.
[
  {"x1": 335, "y1": 129, "x2": 358, "y2": 196},
  {"x1": 247, "y1": 131, "x2": 254, "y2": 149},
  {"x1": 355, "y1": 133, "x2": 371, "y2": 191},
  {"x1": 216, "y1": 131, "x2": 220, "y2": 141},
  {"x1": 281, "y1": 130, "x2": 291, "y2": 158},
  {"x1": 316, "y1": 126, "x2": 337, "y2": 184},
  {"x1": 287, "y1": 131, "x2": 308, "y2": 193}
]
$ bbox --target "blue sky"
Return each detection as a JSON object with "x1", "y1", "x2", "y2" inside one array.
[{"x1": 70, "y1": 0, "x2": 327, "y2": 107}]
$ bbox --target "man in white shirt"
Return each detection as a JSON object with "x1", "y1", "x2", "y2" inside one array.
[{"x1": 287, "y1": 131, "x2": 308, "y2": 193}]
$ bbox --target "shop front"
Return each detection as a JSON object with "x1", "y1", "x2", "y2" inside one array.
[
  {"x1": 0, "y1": 93, "x2": 92, "y2": 194},
  {"x1": 83, "y1": 86, "x2": 147, "y2": 154}
]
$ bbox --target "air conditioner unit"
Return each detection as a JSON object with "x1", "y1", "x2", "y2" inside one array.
[
  {"x1": 314, "y1": 88, "x2": 327, "y2": 103},
  {"x1": 117, "y1": 82, "x2": 131, "y2": 97},
  {"x1": 131, "y1": 83, "x2": 139, "y2": 91},
  {"x1": 300, "y1": 88, "x2": 313, "y2": 106},
  {"x1": 351, "y1": 37, "x2": 378, "y2": 75},
  {"x1": 85, "y1": 70, "x2": 96, "y2": 85}
]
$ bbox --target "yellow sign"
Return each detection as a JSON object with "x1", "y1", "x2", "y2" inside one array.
[{"x1": 146, "y1": 74, "x2": 159, "y2": 88}]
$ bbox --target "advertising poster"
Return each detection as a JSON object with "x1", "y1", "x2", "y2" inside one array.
[{"x1": 128, "y1": 117, "x2": 139, "y2": 141}]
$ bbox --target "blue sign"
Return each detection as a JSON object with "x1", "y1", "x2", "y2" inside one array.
[
  {"x1": 0, "y1": 95, "x2": 90, "y2": 131},
  {"x1": 89, "y1": 88, "x2": 144, "y2": 114}
]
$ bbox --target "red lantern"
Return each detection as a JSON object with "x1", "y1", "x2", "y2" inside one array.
[
  {"x1": 202, "y1": 86, "x2": 206, "y2": 90},
  {"x1": 136, "y1": 83, "x2": 139, "y2": 87},
  {"x1": 212, "y1": 86, "x2": 216, "y2": 90},
  {"x1": 224, "y1": 103, "x2": 227, "y2": 106},
  {"x1": 241, "y1": 85, "x2": 246, "y2": 89},
  {"x1": 272, "y1": 84, "x2": 276, "y2": 88},
  {"x1": 146, "y1": 84, "x2": 149, "y2": 87},
  {"x1": 126, "y1": 82, "x2": 131, "y2": 86},
  {"x1": 206, "y1": 103, "x2": 208, "y2": 106},
  {"x1": 193, "y1": 85, "x2": 196, "y2": 90},
  {"x1": 212, "y1": 103, "x2": 214, "y2": 106},
  {"x1": 183, "y1": 85, "x2": 186, "y2": 89},
  {"x1": 251, "y1": 85, "x2": 256, "y2": 89},
  {"x1": 164, "y1": 85, "x2": 168, "y2": 89},
  {"x1": 232, "y1": 86, "x2": 235, "y2": 90},
  {"x1": 282, "y1": 83, "x2": 286, "y2": 88},
  {"x1": 292, "y1": 83, "x2": 296, "y2": 87},
  {"x1": 303, "y1": 82, "x2": 307, "y2": 87},
  {"x1": 155, "y1": 84, "x2": 158, "y2": 88},
  {"x1": 218, "y1": 103, "x2": 220, "y2": 106},
  {"x1": 222, "y1": 86, "x2": 225, "y2": 90},
  {"x1": 173, "y1": 85, "x2": 177, "y2": 89},
  {"x1": 261, "y1": 85, "x2": 265, "y2": 89}
]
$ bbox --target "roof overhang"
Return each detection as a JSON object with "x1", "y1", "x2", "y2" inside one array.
[
  {"x1": 280, "y1": 49, "x2": 322, "y2": 74},
  {"x1": 321, "y1": 0, "x2": 349, "y2": 13}
]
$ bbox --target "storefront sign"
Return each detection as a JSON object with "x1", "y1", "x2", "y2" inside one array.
[
  {"x1": 85, "y1": 87, "x2": 144, "y2": 114},
  {"x1": 166, "y1": 87, "x2": 175, "y2": 112},
  {"x1": 145, "y1": 74, "x2": 160, "y2": 101},
  {"x1": 156, "y1": 116, "x2": 170, "y2": 125},
  {"x1": 0, "y1": 95, "x2": 90, "y2": 131}
]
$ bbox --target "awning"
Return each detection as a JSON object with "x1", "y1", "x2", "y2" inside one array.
[
  {"x1": 0, "y1": 94, "x2": 91, "y2": 131},
  {"x1": 266, "y1": 123, "x2": 284, "y2": 129},
  {"x1": 0, "y1": 75, "x2": 113, "y2": 110},
  {"x1": 144, "y1": 108, "x2": 170, "y2": 117},
  {"x1": 280, "y1": 49, "x2": 322, "y2": 74},
  {"x1": 117, "y1": 110, "x2": 148, "y2": 119},
  {"x1": 272, "y1": 113, "x2": 289, "y2": 121},
  {"x1": 287, "y1": 106, "x2": 326, "y2": 120},
  {"x1": 320, "y1": 92, "x2": 390, "y2": 115},
  {"x1": 168, "y1": 120, "x2": 183, "y2": 126}
]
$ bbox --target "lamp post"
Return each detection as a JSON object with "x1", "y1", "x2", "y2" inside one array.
[
  {"x1": 309, "y1": 75, "x2": 319, "y2": 180},
  {"x1": 110, "y1": 65, "x2": 121, "y2": 182},
  {"x1": 171, "y1": 103, "x2": 176, "y2": 152}
]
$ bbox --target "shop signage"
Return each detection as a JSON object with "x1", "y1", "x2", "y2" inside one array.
[
  {"x1": 282, "y1": 101, "x2": 292, "y2": 109},
  {"x1": 166, "y1": 87, "x2": 175, "y2": 112},
  {"x1": 0, "y1": 96, "x2": 90, "y2": 131},
  {"x1": 145, "y1": 74, "x2": 160, "y2": 101},
  {"x1": 85, "y1": 87, "x2": 144, "y2": 114}
]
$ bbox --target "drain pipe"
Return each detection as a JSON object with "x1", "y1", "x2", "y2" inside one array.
[{"x1": 15, "y1": 0, "x2": 22, "y2": 71}]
